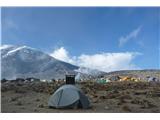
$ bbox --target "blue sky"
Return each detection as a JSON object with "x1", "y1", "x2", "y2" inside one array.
[{"x1": 1, "y1": 7, "x2": 160, "y2": 71}]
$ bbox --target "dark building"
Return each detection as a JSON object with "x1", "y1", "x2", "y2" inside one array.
[{"x1": 66, "y1": 75, "x2": 75, "y2": 84}]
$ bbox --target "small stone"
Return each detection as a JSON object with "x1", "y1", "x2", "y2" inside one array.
[
  {"x1": 35, "y1": 98, "x2": 40, "y2": 101},
  {"x1": 104, "y1": 106, "x2": 109, "y2": 110},
  {"x1": 34, "y1": 109, "x2": 39, "y2": 112},
  {"x1": 99, "y1": 95, "x2": 106, "y2": 99},
  {"x1": 122, "y1": 105, "x2": 132, "y2": 112},
  {"x1": 38, "y1": 104, "x2": 44, "y2": 108},
  {"x1": 10, "y1": 97, "x2": 18, "y2": 102},
  {"x1": 92, "y1": 98, "x2": 99, "y2": 103},
  {"x1": 15, "y1": 101, "x2": 23, "y2": 106}
]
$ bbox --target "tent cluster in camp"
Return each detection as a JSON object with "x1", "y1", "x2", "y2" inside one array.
[
  {"x1": 97, "y1": 78, "x2": 110, "y2": 84},
  {"x1": 119, "y1": 76, "x2": 141, "y2": 82},
  {"x1": 110, "y1": 76, "x2": 142, "y2": 82},
  {"x1": 96, "y1": 75, "x2": 142, "y2": 83},
  {"x1": 107, "y1": 75, "x2": 159, "y2": 82}
]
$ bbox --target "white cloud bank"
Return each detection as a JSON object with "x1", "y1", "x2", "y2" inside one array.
[
  {"x1": 119, "y1": 26, "x2": 142, "y2": 47},
  {"x1": 50, "y1": 47, "x2": 141, "y2": 72}
]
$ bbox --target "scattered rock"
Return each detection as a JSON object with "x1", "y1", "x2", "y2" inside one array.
[
  {"x1": 99, "y1": 95, "x2": 107, "y2": 99},
  {"x1": 14, "y1": 87, "x2": 27, "y2": 94},
  {"x1": 92, "y1": 98, "x2": 99, "y2": 103},
  {"x1": 151, "y1": 109, "x2": 159, "y2": 113},
  {"x1": 134, "y1": 91, "x2": 147, "y2": 95},
  {"x1": 117, "y1": 94, "x2": 132, "y2": 100},
  {"x1": 131, "y1": 97, "x2": 143, "y2": 105},
  {"x1": 117, "y1": 98, "x2": 126, "y2": 105},
  {"x1": 35, "y1": 98, "x2": 40, "y2": 102},
  {"x1": 150, "y1": 92, "x2": 160, "y2": 97},
  {"x1": 10, "y1": 97, "x2": 19, "y2": 102},
  {"x1": 104, "y1": 106, "x2": 110, "y2": 110},
  {"x1": 122, "y1": 105, "x2": 132, "y2": 112},
  {"x1": 15, "y1": 101, "x2": 23, "y2": 106},
  {"x1": 38, "y1": 104, "x2": 44, "y2": 108},
  {"x1": 34, "y1": 109, "x2": 39, "y2": 112},
  {"x1": 141, "y1": 100, "x2": 157, "y2": 109}
]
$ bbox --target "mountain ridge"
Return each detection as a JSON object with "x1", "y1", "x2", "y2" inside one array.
[{"x1": 1, "y1": 45, "x2": 105, "y2": 80}]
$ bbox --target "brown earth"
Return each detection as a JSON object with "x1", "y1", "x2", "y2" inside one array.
[{"x1": 1, "y1": 80, "x2": 160, "y2": 113}]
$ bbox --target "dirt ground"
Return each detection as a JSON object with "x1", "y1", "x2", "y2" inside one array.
[{"x1": 1, "y1": 81, "x2": 160, "y2": 113}]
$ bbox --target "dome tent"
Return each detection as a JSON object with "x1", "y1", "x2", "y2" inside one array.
[{"x1": 48, "y1": 85, "x2": 90, "y2": 109}]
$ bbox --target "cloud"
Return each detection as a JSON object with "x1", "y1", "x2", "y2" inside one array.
[
  {"x1": 119, "y1": 26, "x2": 142, "y2": 47},
  {"x1": 50, "y1": 47, "x2": 75, "y2": 64},
  {"x1": 50, "y1": 47, "x2": 141, "y2": 72}
]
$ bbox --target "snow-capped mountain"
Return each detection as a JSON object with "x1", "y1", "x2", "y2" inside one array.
[
  {"x1": 1, "y1": 45, "x2": 105, "y2": 80},
  {"x1": 1, "y1": 45, "x2": 79, "y2": 80}
]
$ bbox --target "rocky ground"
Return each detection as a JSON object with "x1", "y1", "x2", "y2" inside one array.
[{"x1": 1, "y1": 79, "x2": 160, "y2": 113}]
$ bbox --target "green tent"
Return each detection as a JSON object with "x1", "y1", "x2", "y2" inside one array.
[{"x1": 97, "y1": 79, "x2": 110, "y2": 84}]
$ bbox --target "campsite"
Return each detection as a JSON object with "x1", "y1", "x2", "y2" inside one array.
[{"x1": 1, "y1": 70, "x2": 160, "y2": 113}]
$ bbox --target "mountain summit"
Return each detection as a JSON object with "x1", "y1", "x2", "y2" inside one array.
[
  {"x1": 1, "y1": 45, "x2": 104, "y2": 80},
  {"x1": 1, "y1": 45, "x2": 79, "y2": 80}
]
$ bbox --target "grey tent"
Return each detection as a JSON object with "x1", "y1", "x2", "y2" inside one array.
[
  {"x1": 148, "y1": 77, "x2": 159, "y2": 82},
  {"x1": 48, "y1": 85, "x2": 90, "y2": 109},
  {"x1": 109, "y1": 76, "x2": 120, "y2": 81}
]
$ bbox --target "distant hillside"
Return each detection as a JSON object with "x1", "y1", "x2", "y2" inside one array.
[{"x1": 102, "y1": 69, "x2": 160, "y2": 80}]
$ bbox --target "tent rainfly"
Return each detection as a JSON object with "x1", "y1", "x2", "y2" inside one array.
[{"x1": 48, "y1": 85, "x2": 90, "y2": 109}]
